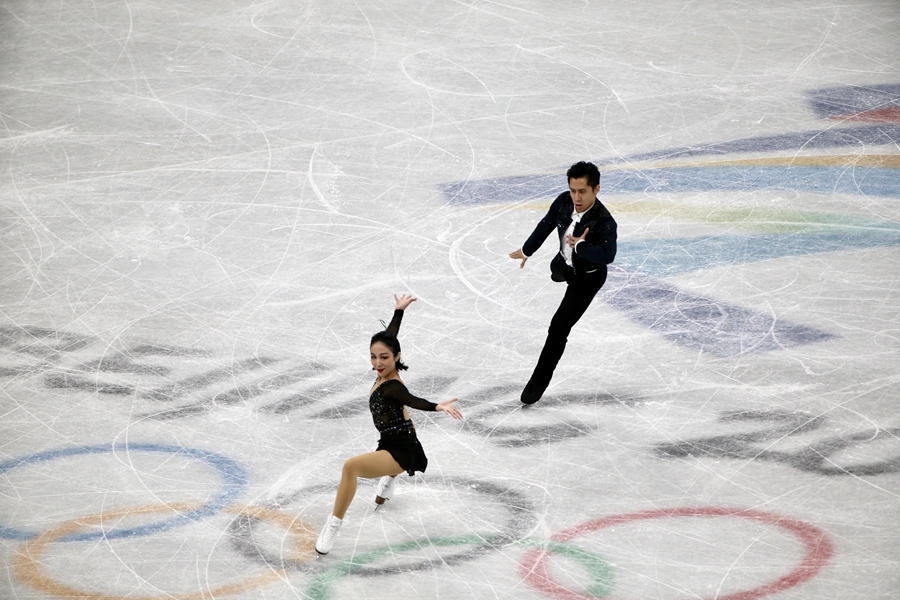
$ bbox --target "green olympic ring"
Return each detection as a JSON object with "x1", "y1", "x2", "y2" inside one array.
[
  {"x1": 518, "y1": 539, "x2": 615, "y2": 598},
  {"x1": 305, "y1": 535, "x2": 614, "y2": 600}
]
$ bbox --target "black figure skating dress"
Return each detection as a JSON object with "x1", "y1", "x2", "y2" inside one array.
[{"x1": 370, "y1": 309, "x2": 437, "y2": 476}]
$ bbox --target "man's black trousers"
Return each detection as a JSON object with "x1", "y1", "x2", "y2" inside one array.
[{"x1": 528, "y1": 256, "x2": 608, "y2": 390}]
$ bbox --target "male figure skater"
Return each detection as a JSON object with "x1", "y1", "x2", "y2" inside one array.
[{"x1": 509, "y1": 161, "x2": 617, "y2": 404}]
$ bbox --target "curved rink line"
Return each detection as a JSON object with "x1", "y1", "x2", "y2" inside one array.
[
  {"x1": 14, "y1": 501, "x2": 316, "y2": 600},
  {"x1": 520, "y1": 506, "x2": 834, "y2": 600},
  {"x1": 307, "y1": 536, "x2": 614, "y2": 600},
  {"x1": 0, "y1": 443, "x2": 248, "y2": 542}
]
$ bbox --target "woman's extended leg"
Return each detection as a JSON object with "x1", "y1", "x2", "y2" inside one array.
[{"x1": 332, "y1": 450, "x2": 404, "y2": 519}]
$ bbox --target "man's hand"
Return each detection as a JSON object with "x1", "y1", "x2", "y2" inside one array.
[
  {"x1": 509, "y1": 249, "x2": 528, "y2": 269},
  {"x1": 565, "y1": 227, "x2": 589, "y2": 248}
]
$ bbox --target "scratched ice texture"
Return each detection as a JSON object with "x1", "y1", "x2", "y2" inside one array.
[{"x1": 1, "y1": 1, "x2": 899, "y2": 599}]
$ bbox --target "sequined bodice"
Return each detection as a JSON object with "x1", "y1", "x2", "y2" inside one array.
[
  {"x1": 369, "y1": 379, "x2": 436, "y2": 434},
  {"x1": 369, "y1": 381, "x2": 408, "y2": 433},
  {"x1": 367, "y1": 309, "x2": 437, "y2": 433}
]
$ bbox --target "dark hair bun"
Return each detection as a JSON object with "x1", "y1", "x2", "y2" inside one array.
[{"x1": 370, "y1": 331, "x2": 409, "y2": 370}]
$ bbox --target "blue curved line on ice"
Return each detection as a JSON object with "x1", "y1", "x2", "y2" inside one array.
[
  {"x1": 438, "y1": 123, "x2": 900, "y2": 356},
  {"x1": 0, "y1": 443, "x2": 247, "y2": 541},
  {"x1": 804, "y1": 84, "x2": 900, "y2": 119},
  {"x1": 441, "y1": 165, "x2": 900, "y2": 206},
  {"x1": 603, "y1": 123, "x2": 900, "y2": 165},
  {"x1": 617, "y1": 228, "x2": 900, "y2": 278},
  {"x1": 601, "y1": 269, "x2": 836, "y2": 357}
]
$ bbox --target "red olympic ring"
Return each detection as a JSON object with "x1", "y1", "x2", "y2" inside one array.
[
  {"x1": 14, "y1": 502, "x2": 317, "y2": 600},
  {"x1": 520, "y1": 506, "x2": 834, "y2": 600}
]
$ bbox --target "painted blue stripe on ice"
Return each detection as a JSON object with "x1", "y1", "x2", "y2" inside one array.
[
  {"x1": 616, "y1": 228, "x2": 900, "y2": 278},
  {"x1": 440, "y1": 165, "x2": 900, "y2": 206},
  {"x1": 441, "y1": 173, "x2": 560, "y2": 205},
  {"x1": 602, "y1": 270, "x2": 835, "y2": 357},
  {"x1": 804, "y1": 84, "x2": 900, "y2": 120},
  {"x1": 606, "y1": 124, "x2": 900, "y2": 165},
  {"x1": 602, "y1": 166, "x2": 900, "y2": 197},
  {"x1": 602, "y1": 227, "x2": 899, "y2": 353},
  {"x1": 0, "y1": 443, "x2": 247, "y2": 541}
]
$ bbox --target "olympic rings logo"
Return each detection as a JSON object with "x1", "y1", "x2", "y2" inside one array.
[
  {"x1": 520, "y1": 507, "x2": 834, "y2": 600},
  {"x1": 0, "y1": 443, "x2": 248, "y2": 542},
  {"x1": 3, "y1": 444, "x2": 834, "y2": 599},
  {"x1": 230, "y1": 477, "x2": 537, "y2": 575},
  {"x1": 14, "y1": 502, "x2": 317, "y2": 600}
]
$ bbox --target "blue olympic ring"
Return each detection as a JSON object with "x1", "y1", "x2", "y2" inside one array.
[{"x1": 0, "y1": 443, "x2": 247, "y2": 542}]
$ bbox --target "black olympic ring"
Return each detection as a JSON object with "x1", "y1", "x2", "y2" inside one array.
[{"x1": 227, "y1": 476, "x2": 536, "y2": 577}]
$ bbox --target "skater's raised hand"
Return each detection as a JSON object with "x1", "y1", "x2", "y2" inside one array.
[
  {"x1": 394, "y1": 293, "x2": 417, "y2": 311},
  {"x1": 436, "y1": 398, "x2": 462, "y2": 420},
  {"x1": 565, "y1": 227, "x2": 589, "y2": 248},
  {"x1": 509, "y1": 248, "x2": 528, "y2": 269}
]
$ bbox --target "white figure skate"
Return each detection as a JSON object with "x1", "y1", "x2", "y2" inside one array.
[
  {"x1": 315, "y1": 515, "x2": 343, "y2": 555},
  {"x1": 374, "y1": 475, "x2": 396, "y2": 507}
]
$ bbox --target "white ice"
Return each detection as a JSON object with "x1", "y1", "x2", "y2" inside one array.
[{"x1": 1, "y1": 1, "x2": 899, "y2": 599}]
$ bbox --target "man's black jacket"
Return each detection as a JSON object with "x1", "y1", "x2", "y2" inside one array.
[{"x1": 522, "y1": 191, "x2": 617, "y2": 274}]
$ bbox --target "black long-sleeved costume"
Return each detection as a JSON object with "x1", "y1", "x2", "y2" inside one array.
[
  {"x1": 370, "y1": 378, "x2": 437, "y2": 434},
  {"x1": 369, "y1": 309, "x2": 435, "y2": 475},
  {"x1": 523, "y1": 191, "x2": 617, "y2": 273},
  {"x1": 519, "y1": 190, "x2": 617, "y2": 402}
]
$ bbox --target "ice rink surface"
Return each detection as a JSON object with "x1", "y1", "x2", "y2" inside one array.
[{"x1": 1, "y1": 1, "x2": 899, "y2": 598}]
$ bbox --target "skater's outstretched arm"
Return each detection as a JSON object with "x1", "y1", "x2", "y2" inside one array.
[
  {"x1": 382, "y1": 382, "x2": 463, "y2": 419},
  {"x1": 435, "y1": 397, "x2": 462, "y2": 420},
  {"x1": 385, "y1": 293, "x2": 416, "y2": 335},
  {"x1": 510, "y1": 193, "x2": 565, "y2": 269},
  {"x1": 509, "y1": 248, "x2": 529, "y2": 269},
  {"x1": 522, "y1": 193, "x2": 565, "y2": 257}
]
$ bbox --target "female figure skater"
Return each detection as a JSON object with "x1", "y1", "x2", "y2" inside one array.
[{"x1": 315, "y1": 293, "x2": 463, "y2": 555}]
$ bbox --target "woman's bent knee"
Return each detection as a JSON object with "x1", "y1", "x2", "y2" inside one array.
[{"x1": 341, "y1": 458, "x2": 360, "y2": 478}]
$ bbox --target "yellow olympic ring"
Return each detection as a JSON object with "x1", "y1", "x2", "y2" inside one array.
[{"x1": 14, "y1": 501, "x2": 317, "y2": 600}]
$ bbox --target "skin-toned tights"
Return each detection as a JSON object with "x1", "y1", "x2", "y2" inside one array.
[{"x1": 332, "y1": 450, "x2": 404, "y2": 519}]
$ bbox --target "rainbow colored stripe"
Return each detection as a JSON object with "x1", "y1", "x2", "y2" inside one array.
[{"x1": 438, "y1": 89, "x2": 900, "y2": 356}]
